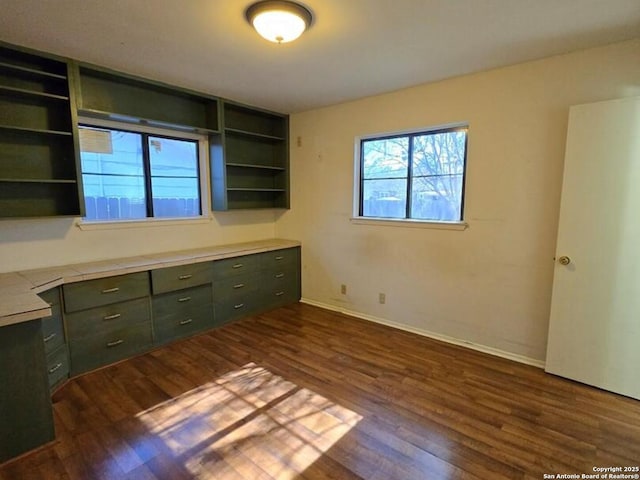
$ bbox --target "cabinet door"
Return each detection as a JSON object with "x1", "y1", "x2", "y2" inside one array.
[{"x1": 0, "y1": 320, "x2": 55, "y2": 463}]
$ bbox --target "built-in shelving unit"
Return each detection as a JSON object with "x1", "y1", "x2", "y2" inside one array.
[
  {"x1": 0, "y1": 42, "x2": 291, "y2": 217},
  {"x1": 77, "y1": 66, "x2": 220, "y2": 135},
  {"x1": 211, "y1": 101, "x2": 289, "y2": 210},
  {"x1": 0, "y1": 44, "x2": 82, "y2": 218}
]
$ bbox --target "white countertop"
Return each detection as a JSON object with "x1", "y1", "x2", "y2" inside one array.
[{"x1": 0, "y1": 238, "x2": 300, "y2": 328}]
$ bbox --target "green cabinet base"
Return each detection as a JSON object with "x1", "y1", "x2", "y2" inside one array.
[{"x1": 0, "y1": 319, "x2": 55, "y2": 463}]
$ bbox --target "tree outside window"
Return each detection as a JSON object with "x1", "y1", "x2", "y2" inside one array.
[{"x1": 359, "y1": 126, "x2": 468, "y2": 221}]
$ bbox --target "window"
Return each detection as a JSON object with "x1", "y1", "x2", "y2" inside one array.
[
  {"x1": 357, "y1": 126, "x2": 468, "y2": 223},
  {"x1": 79, "y1": 123, "x2": 204, "y2": 221}
]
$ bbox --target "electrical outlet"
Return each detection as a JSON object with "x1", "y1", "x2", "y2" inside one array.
[
  {"x1": 341, "y1": 284, "x2": 347, "y2": 295},
  {"x1": 379, "y1": 293, "x2": 386, "y2": 304}
]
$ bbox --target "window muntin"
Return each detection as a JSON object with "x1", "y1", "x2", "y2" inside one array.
[
  {"x1": 359, "y1": 126, "x2": 467, "y2": 222},
  {"x1": 80, "y1": 126, "x2": 202, "y2": 221}
]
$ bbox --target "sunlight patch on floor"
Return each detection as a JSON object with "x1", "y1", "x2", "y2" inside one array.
[{"x1": 136, "y1": 363, "x2": 362, "y2": 478}]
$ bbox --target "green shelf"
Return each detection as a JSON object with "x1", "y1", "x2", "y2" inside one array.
[
  {"x1": 0, "y1": 44, "x2": 81, "y2": 218},
  {"x1": 0, "y1": 60, "x2": 67, "y2": 81},
  {"x1": 0, "y1": 85, "x2": 69, "y2": 101}
]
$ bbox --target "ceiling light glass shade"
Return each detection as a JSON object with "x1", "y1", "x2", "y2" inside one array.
[{"x1": 246, "y1": 1, "x2": 313, "y2": 44}]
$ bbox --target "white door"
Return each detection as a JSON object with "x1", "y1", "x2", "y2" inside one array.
[{"x1": 546, "y1": 96, "x2": 640, "y2": 400}]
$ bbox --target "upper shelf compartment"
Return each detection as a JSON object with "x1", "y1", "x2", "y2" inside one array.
[
  {"x1": 210, "y1": 101, "x2": 290, "y2": 211},
  {"x1": 77, "y1": 66, "x2": 219, "y2": 134},
  {"x1": 0, "y1": 49, "x2": 68, "y2": 80},
  {"x1": 223, "y1": 102, "x2": 287, "y2": 140},
  {"x1": 0, "y1": 43, "x2": 82, "y2": 218}
]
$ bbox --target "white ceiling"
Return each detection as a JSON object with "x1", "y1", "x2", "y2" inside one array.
[{"x1": 1, "y1": 0, "x2": 639, "y2": 113}]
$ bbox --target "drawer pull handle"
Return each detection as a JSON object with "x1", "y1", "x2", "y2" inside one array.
[
  {"x1": 234, "y1": 303, "x2": 245, "y2": 309},
  {"x1": 178, "y1": 296, "x2": 192, "y2": 303},
  {"x1": 275, "y1": 273, "x2": 285, "y2": 279},
  {"x1": 48, "y1": 363, "x2": 63, "y2": 374},
  {"x1": 180, "y1": 319, "x2": 193, "y2": 326},
  {"x1": 178, "y1": 274, "x2": 193, "y2": 280},
  {"x1": 233, "y1": 283, "x2": 245, "y2": 289},
  {"x1": 103, "y1": 313, "x2": 121, "y2": 321},
  {"x1": 107, "y1": 339, "x2": 124, "y2": 348},
  {"x1": 275, "y1": 291, "x2": 285, "y2": 297},
  {"x1": 43, "y1": 333, "x2": 57, "y2": 343},
  {"x1": 102, "y1": 287, "x2": 120, "y2": 294},
  {"x1": 232, "y1": 263, "x2": 243, "y2": 269},
  {"x1": 275, "y1": 256, "x2": 284, "y2": 260}
]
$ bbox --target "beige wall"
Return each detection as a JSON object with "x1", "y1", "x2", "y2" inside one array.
[
  {"x1": 275, "y1": 39, "x2": 640, "y2": 364},
  {"x1": 0, "y1": 212, "x2": 276, "y2": 273}
]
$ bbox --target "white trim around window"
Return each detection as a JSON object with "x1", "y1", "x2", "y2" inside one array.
[
  {"x1": 353, "y1": 122, "x2": 469, "y2": 230},
  {"x1": 76, "y1": 116, "x2": 211, "y2": 227}
]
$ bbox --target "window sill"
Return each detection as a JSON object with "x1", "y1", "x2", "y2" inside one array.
[
  {"x1": 76, "y1": 216, "x2": 213, "y2": 231},
  {"x1": 350, "y1": 217, "x2": 468, "y2": 230}
]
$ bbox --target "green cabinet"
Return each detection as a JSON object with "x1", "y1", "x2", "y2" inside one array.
[
  {"x1": 151, "y1": 264, "x2": 215, "y2": 345},
  {"x1": 76, "y1": 66, "x2": 219, "y2": 134},
  {"x1": 212, "y1": 246, "x2": 301, "y2": 322},
  {"x1": 213, "y1": 270, "x2": 262, "y2": 323},
  {"x1": 63, "y1": 273, "x2": 152, "y2": 375},
  {"x1": 39, "y1": 287, "x2": 69, "y2": 391},
  {"x1": 260, "y1": 247, "x2": 301, "y2": 308},
  {"x1": 0, "y1": 319, "x2": 55, "y2": 463},
  {"x1": 0, "y1": 244, "x2": 300, "y2": 464},
  {"x1": 0, "y1": 44, "x2": 82, "y2": 218},
  {"x1": 211, "y1": 101, "x2": 289, "y2": 210},
  {"x1": 153, "y1": 285, "x2": 215, "y2": 345}
]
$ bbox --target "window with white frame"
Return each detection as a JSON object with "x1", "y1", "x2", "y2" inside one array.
[
  {"x1": 356, "y1": 125, "x2": 468, "y2": 222},
  {"x1": 78, "y1": 121, "x2": 207, "y2": 221}
]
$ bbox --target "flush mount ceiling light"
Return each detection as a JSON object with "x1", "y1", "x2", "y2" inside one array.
[{"x1": 245, "y1": 1, "x2": 313, "y2": 44}]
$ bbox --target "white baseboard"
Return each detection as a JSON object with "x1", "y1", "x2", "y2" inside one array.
[{"x1": 300, "y1": 298, "x2": 546, "y2": 369}]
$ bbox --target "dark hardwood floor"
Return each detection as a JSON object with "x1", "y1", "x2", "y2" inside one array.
[{"x1": 1, "y1": 303, "x2": 639, "y2": 479}]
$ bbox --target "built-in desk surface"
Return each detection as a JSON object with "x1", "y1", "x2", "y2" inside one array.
[{"x1": 0, "y1": 238, "x2": 300, "y2": 328}]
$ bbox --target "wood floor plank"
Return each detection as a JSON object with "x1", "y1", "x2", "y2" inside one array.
[{"x1": 2, "y1": 303, "x2": 639, "y2": 479}]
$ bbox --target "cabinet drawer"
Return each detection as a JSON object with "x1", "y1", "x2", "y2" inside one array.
[
  {"x1": 214, "y1": 297, "x2": 257, "y2": 324},
  {"x1": 69, "y1": 321, "x2": 152, "y2": 376},
  {"x1": 154, "y1": 303, "x2": 216, "y2": 345},
  {"x1": 260, "y1": 247, "x2": 299, "y2": 269},
  {"x1": 63, "y1": 272, "x2": 149, "y2": 313},
  {"x1": 263, "y1": 266, "x2": 299, "y2": 285},
  {"x1": 42, "y1": 304, "x2": 65, "y2": 354},
  {"x1": 212, "y1": 254, "x2": 260, "y2": 279},
  {"x1": 66, "y1": 297, "x2": 150, "y2": 340},
  {"x1": 262, "y1": 287, "x2": 300, "y2": 309},
  {"x1": 152, "y1": 284, "x2": 213, "y2": 320},
  {"x1": 46, "y1": 343, "x2": 69, "y2": 391},
  {"x1": 213, "y1": 272, "x2": 260, "y2": 302},
  {"x1": 151, "y1": 262, "x2": 213, "y2": 295}
]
